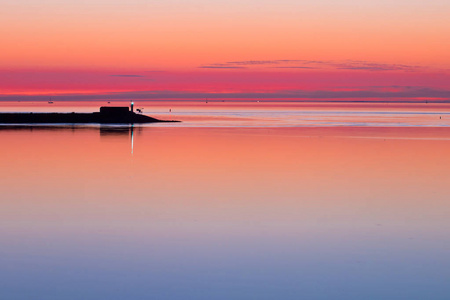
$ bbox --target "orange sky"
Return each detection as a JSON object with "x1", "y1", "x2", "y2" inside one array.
[{"x1": 0, "y1": 0, "x2": 449, "y2": 101}]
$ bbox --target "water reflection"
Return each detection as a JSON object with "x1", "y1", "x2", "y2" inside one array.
[
  {"x1": 1, "y1": 126, "x2": 450, "y2": 299},
  {"x1": 99, "y1": 125, "x2": 138, "y2": 154},
  {"x1": 0, "y1": 124, "x2": 140, "y2": 154},
  {"x1": 99, "y1": 126, "x2": 134, "y2": 136}
]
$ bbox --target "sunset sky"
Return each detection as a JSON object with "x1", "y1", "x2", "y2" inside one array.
[{"x1": 1, "y1": 0, "x2": 449, "y2": 101}]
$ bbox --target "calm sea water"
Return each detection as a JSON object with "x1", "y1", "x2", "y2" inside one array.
[
  {"x1": 1, "y1": 102, "x2": 450, "y2": 299},
  {"x1": 2, "y1": 101, "x2": 450, "y2": 127}
]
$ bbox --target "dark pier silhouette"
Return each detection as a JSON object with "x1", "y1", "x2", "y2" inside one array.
[{"x1": 0, "y1": 105, "x2": 179, "y2": 124}]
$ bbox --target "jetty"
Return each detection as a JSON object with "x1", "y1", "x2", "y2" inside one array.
[{"x1": 0, "y1": 104, "x2": 179, "y2": 124}]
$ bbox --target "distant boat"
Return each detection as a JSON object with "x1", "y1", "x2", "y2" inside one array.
[{"x1": 48, "y1": 101, "x2": 53, "y2": 104}]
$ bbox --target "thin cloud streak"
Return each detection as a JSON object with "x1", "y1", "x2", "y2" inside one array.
[
  {"x1": 199, "y1": 66, "x2": 247, "y2": 69},
  {"x1": 110, "y1": 74, "x2": 146, "y2": 77},
  {"x1": 333, "y1": 61, "x2": 422, "y2": 72},
  {"x1": 271, "y1": 66, "x2": 317, "y2": 69},
  {"x1": 226, "y1": 61, "x2": 284, "y2": 65},
  {"x1": 200, "y1": 59, "x2": 426, "y2": 72}
]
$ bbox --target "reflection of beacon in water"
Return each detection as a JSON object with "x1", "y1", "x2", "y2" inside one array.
[
  {"x1": 130, "y1": 101, "x2": 134, "y2": 112},
  {"x1": 131, "y1": 125, "x2": 134, "y2": 155}
]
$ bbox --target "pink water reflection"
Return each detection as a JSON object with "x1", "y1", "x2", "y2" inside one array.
[{"x1": 1, "y1": 125, "x2": 450, "y2": 299}]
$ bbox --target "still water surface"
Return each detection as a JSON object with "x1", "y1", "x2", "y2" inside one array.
[
  {"x1": 1, "y1": 103, "x2": 450, "y2": 299},
  {"x1": 2, "y1": 101, "x2": 450, "y2": 127}
]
